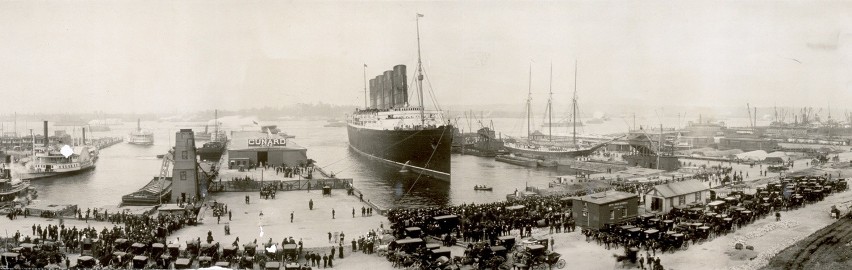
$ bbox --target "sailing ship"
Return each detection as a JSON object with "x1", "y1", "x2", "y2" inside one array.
[
  {"x1": 346, "y1": 14, "x2": 453, "y2": 181},
  {"x1": 503, "y1": 62, "x2": 613, "y2": 159},
  {"x1": 13, "y1": 121, "x2": 97, "y2": 180},
  {"x1": 128, "y1": 119, "x2": 154, "y2": 145}
]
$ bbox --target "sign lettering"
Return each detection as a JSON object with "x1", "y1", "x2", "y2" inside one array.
[{"x1": 248, "y1": 138, "x2": 287, "y2": 147}]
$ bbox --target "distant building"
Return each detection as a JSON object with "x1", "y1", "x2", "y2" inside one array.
[
  {"x1": 718, "y1": 137, "x2": 779, "y2": 152},
  {"x1": 644, "y1": 179, "x2": 709, "y2": 214},
  {"x1": 572, "y1": 191, "x2": 639, "y2": 230}
]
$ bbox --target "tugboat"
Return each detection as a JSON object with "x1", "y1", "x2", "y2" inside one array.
[
  {"x1": 0, "y1": 156, "x2": 31, "y2": 207},
  {"x1": 197, "y1": 141, "x2": 226, "y2": 162}
]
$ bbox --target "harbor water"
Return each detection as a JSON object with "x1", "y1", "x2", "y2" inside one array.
[{"x1": 5, "y1": 116, "x2": 769, "y2": 210}]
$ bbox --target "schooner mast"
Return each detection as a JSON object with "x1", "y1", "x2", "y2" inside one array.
[
  {"x1": 547, "y1": 63, "x2": 553, "y2": 141},
  {"x1": 526, "y1": 65, "x2": 532, "y2": 139},
  {"x1": 572, "y1": 60, "x2": 578, "y2": 147}
]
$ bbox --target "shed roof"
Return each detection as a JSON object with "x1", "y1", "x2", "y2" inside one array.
[
  {"x1": 650, "y1": 179, "x2": 709, "y2": 198},
  {"x1": 574, "y1": 191, "x2": 637, "y2": 204}
]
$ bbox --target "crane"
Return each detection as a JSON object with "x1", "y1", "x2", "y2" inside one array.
[{"x1": 157, "y1": 149, "x2": 174, "y2": 204}]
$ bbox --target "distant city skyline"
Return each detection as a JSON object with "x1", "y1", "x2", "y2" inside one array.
[{"x1": 1, "y1": 1, "x2": 850, "y2": 114}]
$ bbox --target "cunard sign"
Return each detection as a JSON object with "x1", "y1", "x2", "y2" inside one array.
[{"x1": 248, "y1": 138, "x2": 287, "y2": 147}]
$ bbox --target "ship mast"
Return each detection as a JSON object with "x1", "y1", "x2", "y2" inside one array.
[
  {"x1": 573, "y1": 60, "x2": 578, "y2": 147},
  {"x1": 548, "y1": 63, "x2": 553, "y2": 141},
  {"x1": 416, "y1": 13, "x2": 425, "y2": 127},
  {"x1": 527, "y1": 65, "x2": 532, "y2": 139}
]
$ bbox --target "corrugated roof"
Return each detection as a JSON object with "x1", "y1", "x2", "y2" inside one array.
[
  {"x1": 651, "y1": 179, "x2": 708, "y2": 198},
  {"x1": 574, "y1": 191, "x2": 637, "y2": 204}
]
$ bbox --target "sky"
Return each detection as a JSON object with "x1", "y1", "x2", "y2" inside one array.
[{"x1": 0, "y1": 0, "x2": 850, "y2": 114}]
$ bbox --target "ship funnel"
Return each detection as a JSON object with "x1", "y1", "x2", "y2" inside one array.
[
  {"x1": 82, "y1": 127, "x2": 86, "y2": 145},
  {"x1": 43, "y1": 121, "x2": 49, "y2": 148}
]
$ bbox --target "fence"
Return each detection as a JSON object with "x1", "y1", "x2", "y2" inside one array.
[{"x1": 209, "y1": 178, "x2": 354, "y2": 192}]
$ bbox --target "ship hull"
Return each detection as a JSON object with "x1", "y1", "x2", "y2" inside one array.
[
  {"x1": 15, "y1": 162, "x2": 96, "y2": 180},
  {"x1": 503, "y1": 144, "x2": 597, "y2": 159},
  {"x1": 347, "y1": 124, "x2": 453, "y2": 181}
]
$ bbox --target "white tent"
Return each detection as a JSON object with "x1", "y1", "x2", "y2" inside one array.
[{"x1": 735, "y1": 150, "x2": 768, "y2": 161}]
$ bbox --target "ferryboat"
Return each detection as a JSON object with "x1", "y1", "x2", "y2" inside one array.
[
  {"x1": 128, "y1": 119, "x2": 154, "y2": 145},
  {"x1": 13, "y1": 122, "x2": 97, "y2": 180}
]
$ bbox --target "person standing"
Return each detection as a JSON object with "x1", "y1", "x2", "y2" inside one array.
[
  {"x1": 332, "y1": 209, "x2": 335, "y2": 219},
  {"x1": 339, "y1": 243, "x2": 344, "y2": 259},
  {"x1": 639, "y1": 254, "x2": 645, "y2": 270},
  {"x1": 352, "y1": 208, "x2": 355, "y2": 218},
  {"x1": 228, "y1": 210, "x2": 232, "y2": 221},
  {"x1": 322, "y1": 254, "x2": 328, "y2": 268},
  {"x1": 309, "y1": 199, "x2": 313, "y2": 210},
  {"x1": 328, "y1": 232, "x2": 332, "y2": 243},
  {"x1": 290, "y1": 212, "x2": 294, "y2": 223}
]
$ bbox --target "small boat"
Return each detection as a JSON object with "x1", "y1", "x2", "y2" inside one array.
[{"x1": 474, "y1": 185, "x2": 493, "y2": 191}]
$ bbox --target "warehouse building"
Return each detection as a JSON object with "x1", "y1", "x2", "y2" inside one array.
[
  {"x1": 572, "y1": 191, "x2": 639, "y2": 230},
  {"x1": 227, "y1": 131, "x2": 308, "y2": 169}
]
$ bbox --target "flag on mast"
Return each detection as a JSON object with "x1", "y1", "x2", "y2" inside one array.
[{"x1": 417, "y1": 13, "x2": 424, "y2": 17}]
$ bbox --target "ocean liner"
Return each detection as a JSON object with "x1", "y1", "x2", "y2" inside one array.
[{"x1": 346, "y1": 14, "x2": 453, "y2": 181}]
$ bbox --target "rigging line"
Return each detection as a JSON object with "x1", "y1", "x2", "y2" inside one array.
[
  {"x1": 421, "y1": 66, "x2": 442, "y2": 113},
  {"x1": 396, "y1": 125, "x2": 447, "y2": 202}
]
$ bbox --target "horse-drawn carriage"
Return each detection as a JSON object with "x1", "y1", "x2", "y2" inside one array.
[
  {"x1": 80, "y1": 238, "x2": 94, "y2": 256},
  {"x1": 186, "y1": 239, "x2": 201, "y2": 258},
  {"x1": 75, "y1": 255, "x2": 95, "y2": 269},
  {"x1": 265, "y1": 261, "x2": 281, "y2": 270},
  {"x1": 132, "y1": 255, "x2": 149, "y2": 269},
  {"x1": 174, "y1": 258, "x2": 192, "y2": 269},
  {"x1": 114, "y1": 239, "x2": 130, "y2": 252},
  {"x1": 130, "y1": 242, "x2": 148, "y2": 256},
  {"x1": 198, "y1": 256, "x2": 213, "y2": 268},
  {"x1": 515, "y1": 243, "x2": 565, "y2": 270},
  {"x1": 2, "y1": 252, "x2": 20, "y2": 268},
  {"x1": 111, "y1": 251, "x2": 132, "y2": 268},
  {"x1": 241, "y1": 243, "x2": 257, "y2": 269},
  {"x1": 200, "y1": 242, "x2": 220, "y2": 261},
  {"x1": 151, "y1": 243, "x2": 165, "y2": 259},
  {"x1": 222, "y1": 245, "x2": 238, "y2": 261},
  {"x1": 282, "y1": 244, "x2": 298, "y2": 261}
]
